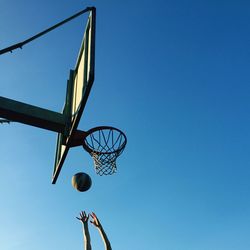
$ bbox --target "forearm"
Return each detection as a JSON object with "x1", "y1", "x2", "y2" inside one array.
[
  {"x1": 83, "y1": 224, "x2": 92, "y2": 250},
  {"x1": 98, "y1": 226, "x2": 112, "y2": 250}
]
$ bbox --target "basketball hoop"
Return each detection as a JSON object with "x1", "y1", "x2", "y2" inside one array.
[{"x1": 82, "y1": 126, "x2": 127, "y2": 175}]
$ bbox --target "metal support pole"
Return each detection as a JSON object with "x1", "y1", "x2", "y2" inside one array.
[
  {"x1": 0, "y1": 7, "x2": 95, "y2": 55},
  {"x1": 0, "y1": 96, "x2": 66, "y2": 133}
]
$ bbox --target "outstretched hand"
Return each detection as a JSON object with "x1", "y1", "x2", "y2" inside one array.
[
  {"x1": 90, "y1": 212, "x2": 102, "y2": 228},
  {"x1": 76, "y1": 211, "x2": 89, "y2": 225}
]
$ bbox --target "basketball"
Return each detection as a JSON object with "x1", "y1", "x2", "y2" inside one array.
[{"x1": 71, "y1": 172, "x2": 92, "y2": 192}]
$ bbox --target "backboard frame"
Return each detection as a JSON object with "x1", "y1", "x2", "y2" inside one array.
[{"x1": 52, "y1": 8, "x2": 96, "y2": 184}]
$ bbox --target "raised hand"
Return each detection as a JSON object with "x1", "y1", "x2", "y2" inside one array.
[
  {"x1": 77, "y1": 211, "x2": 89, "y2": 225},
  {"x1": 89, "y1": 212, "x2": 102, "y2": 228}
]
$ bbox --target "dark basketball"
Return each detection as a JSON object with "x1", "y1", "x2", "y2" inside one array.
[{"x1": 72, "y1": 172, "x2": 92, "y2": 192}]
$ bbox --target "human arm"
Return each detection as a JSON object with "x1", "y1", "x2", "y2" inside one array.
[
  {"x1": 77, "y1": 211, "x2": 92, "y2": 250},
  {"x1": 90, "y1": 212, "x2": 112, "y2": 250}
]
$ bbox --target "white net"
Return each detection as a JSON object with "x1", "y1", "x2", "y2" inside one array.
[{"x1": 83, "y1": 127, "x2": 126, "y2": 175}]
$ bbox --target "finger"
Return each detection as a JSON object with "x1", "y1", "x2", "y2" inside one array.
[{"x1": 76, "y1": 217, "x2": 81, "y2": 220}]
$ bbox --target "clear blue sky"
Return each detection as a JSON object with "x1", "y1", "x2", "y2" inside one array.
[{"x1": 1, "y1": 0, "x2": 250, "y2": 249}]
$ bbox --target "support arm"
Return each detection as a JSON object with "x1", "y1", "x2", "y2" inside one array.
[{"x1": 0, "y1": 96, "x2": 66, "y2": 133}]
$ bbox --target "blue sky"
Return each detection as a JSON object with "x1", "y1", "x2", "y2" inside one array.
[{"x1": 1, "y1": 0, "x2": 250, "y2": 249}]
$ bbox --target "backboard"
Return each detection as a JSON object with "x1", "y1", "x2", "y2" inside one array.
[{"x1": 52, "y1": 8, "x2": 96, "y2": 184}]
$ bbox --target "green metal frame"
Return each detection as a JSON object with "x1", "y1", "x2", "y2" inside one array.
[
  {"x1": 0, "y1": 7, "x2": 96, "y2": 185},
  {"x1": 52, "y1": 8, "x2": 96, "y2": 184}
]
